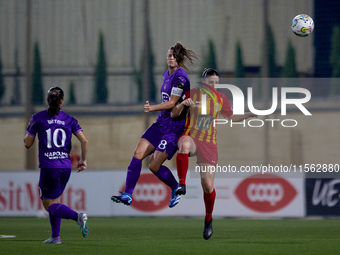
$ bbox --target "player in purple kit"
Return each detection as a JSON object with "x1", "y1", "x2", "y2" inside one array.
[
  {"x1": 111, "y1": 42, "x2": 197, "y2": 207},
  {"x1": 24, "y1": 87, "x2": 89, "y2": 244}
]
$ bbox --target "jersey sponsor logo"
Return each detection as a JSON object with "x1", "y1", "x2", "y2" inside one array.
[
  {"x1": 195, "y1": 115, "x2": 214, "y2": 130},
  {"x1": 162, "y1": 92, "x2": 170, "y2": 103},
  {"x1": 234, "y1": 174, "x2": 297, "y2": 212},
  {"x1": 44, "y1": 151, "x2": 69, "y2": 160},
  {"x1": 121, "y1": 173, "x2": 171, "y2": 212}
]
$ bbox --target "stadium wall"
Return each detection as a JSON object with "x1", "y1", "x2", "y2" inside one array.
[{"x1": 0, "y1": 106, "x2": 339, "y2": 171}]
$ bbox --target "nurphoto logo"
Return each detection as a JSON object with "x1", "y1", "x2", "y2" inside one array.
[{"x1": 200, "y1": 84, "x2": 312, "y2": 128}]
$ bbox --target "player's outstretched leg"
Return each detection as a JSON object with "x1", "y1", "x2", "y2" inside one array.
[
  {"x1": 154, "y1": 165, "x2": 180, "y2": 208},
  {"x1": 48, "y1": 203, "x2": 89, "y2": 238},
  {"x1": 203, "y1": 189, "x2": 216, "y2": 240},
  {"x1": 77, "y1": 213, "x2": 89, "y2": 237},
  {"x1": 111, "y1": 158, "x2": 142, "y2": 206},
  {"x1": 176, "y1": 153, "x2": 189, "y2": 195},
  {"x1": 111, "y1": 191, "x2": 132, "y2": 206}
]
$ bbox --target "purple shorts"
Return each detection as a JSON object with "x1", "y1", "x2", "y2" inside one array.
[
  {"x1": 39, "y1": 168, "x2": 71, "y2": 200},
  {"x1": 141, "y1": 121, "x2": 184, "y2": 160}
]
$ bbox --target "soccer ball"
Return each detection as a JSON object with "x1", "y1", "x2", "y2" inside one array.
[{"x1": 291, "y1": 14, "x2": 314, "y2": 37}]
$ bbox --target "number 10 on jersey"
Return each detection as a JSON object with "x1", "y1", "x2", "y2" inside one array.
[{"x1": 46, "y1": 128, "x2": 67, "y2": 148}]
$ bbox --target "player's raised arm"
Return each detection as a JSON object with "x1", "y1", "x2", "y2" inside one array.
[
  {"x1": 144, "y1": 94, "x2": 180, "y2": 113},
  {"x1": 170, "y1": 98, "x2": 194, "y2": 118}
]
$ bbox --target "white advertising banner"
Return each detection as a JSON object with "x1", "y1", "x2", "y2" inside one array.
[
  {"x1": 0, "y1": 170, "x2": 305, "y2": 217},
  {"x1": 209, "y1": 173, "x2": 305, "y2": 217},
  {"x1": 0, "y1": 171, "x2": 117, "y2": 216}
]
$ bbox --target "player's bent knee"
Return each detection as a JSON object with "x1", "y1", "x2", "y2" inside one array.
[
  {"x1": 42, "y1": 198, "x2": 59, "y2": 211},
  {"x1": 42, "y1": 200, "x2": 51, "y2": 211},
  {"x1": 132, "y1": 150, "x2": 145, "y2": 160},
  {"x1": 42, "y1": 203, "x2": 49, "y2": 212},
  {"x1": 178, "y1": 140, "x2": 191, "y2": 154}
]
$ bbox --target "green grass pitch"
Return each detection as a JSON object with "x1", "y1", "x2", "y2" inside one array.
[{"x1": 1, "y1": 217, "x2": 340, "y2": 255}]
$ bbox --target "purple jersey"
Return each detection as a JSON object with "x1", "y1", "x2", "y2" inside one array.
[
  {"x1": 26, "y1": 110, "x2": 82, "y2": 168},
  {"x1": 156, "y1": 67, "x2": 190, "y2": 126}
]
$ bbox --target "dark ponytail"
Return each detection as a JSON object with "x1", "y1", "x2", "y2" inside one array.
[
  {"x1": 47, "y1": 87, "x2": 64, "y2": 116},
  {"x1": 171, "y1": 42, "x2": 198, "y2": 71}
]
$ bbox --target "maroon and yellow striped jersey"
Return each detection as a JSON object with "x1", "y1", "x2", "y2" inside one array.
[{"x1": 184, "y1": 88, "x2": 233, "y2": 144}]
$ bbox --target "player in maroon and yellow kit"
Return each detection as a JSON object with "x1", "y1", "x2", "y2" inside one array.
[{"x1": 171, "y1": 68, "x2": 257, "y2": 240}]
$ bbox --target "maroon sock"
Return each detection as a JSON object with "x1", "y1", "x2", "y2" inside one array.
[
  {"x1": 204, "y1": 189, "x2": 216, "y2": 221},
  {"x1": 176, "y1": 153, "x2": 189, "y2": 186}
]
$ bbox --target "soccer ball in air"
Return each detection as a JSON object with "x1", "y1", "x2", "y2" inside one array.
[{"x1": 291, "y1": 14, "x2": 314, "y2": 37}]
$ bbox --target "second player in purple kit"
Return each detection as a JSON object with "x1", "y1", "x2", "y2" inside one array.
[
  {"x1": 24, "y1": 87, "x2": 89, "y2": 244},
  {"x1": 111, "y1": 42, "x2": 198, "y2": 207}
]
